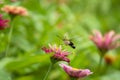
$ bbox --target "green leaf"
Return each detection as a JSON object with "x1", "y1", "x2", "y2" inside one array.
[
  {"x1": 0, "y1": 69, "x2": 11, "y2": 80},
  {"x1": 5, "y1": 54, "x2": 50, "y2": 71}
]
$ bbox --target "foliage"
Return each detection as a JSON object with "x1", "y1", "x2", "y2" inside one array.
[{"x1": 0, "y1": 0, "x2": 120, "y2": 80}]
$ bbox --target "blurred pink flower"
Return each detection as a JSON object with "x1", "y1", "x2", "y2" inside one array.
[
  {"x1": 90, "y1": 30, "x2": 120, "y2": 53},
  {"x1": 10, "y1": 0, "x2": 17, "y2": 2},
  {"x1": 0, "y1": 14, "x2": 9, "y2": 30},
  {"x1": 1, "y1": 5, "x2": 28, "y2": 16},
  {"x1": 42, "y1": 44, "x2": 70, "y2": 63},
  {"x1": 59, "y1": 63, "x2": 93, "y2": 78}
]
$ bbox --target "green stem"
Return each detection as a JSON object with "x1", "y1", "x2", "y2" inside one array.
[
  {"x1": 102, "y1": 63, "x2": 110, "y2": 74},
  {"x1": 43, "y1": 63, "x2": 53, "y2": 80},
  {"x1": 98, "y1": 55, "x2": 103, "y2": 69},
  {"x1": 5, "y1": 18, "x2": 14, "y2": 57},
  {"x1": 96, "y1": 54, "x2": 103, "y2": 74},
  {"x1": 70, "y1": 77, "x2": 77, "y2": 80}
]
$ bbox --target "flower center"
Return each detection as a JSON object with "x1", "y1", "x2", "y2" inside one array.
[{"x1": 72, "y1": 68, "x2": 79, "y2": 71}]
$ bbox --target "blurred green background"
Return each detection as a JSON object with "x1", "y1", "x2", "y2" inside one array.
[{"x1": 0, "y1": 0, "x2": 120, "y2": 80}]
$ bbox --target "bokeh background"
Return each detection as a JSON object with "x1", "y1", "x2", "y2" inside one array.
[{"x1": 0, "y1": 0, "x2": 120, "y2": 80}]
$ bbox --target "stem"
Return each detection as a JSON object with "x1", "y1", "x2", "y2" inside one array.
[
  {"x1": 43, "y1": 63, "x2": 53, "y2": 80},
  {"x1": 96, "y1": 54, "x2": 103, "y2": 74},
  {"x1": 71, "y1": 78, "x2": 75, "y2": 80},
  {"x1": 98, "y1": 55, "x2": 103, "y2": 69},
  {"x1": 5, "y1": 19, "x2": 14, "y2": 57},
  {"x1": 102, "y1": 63, "x2": 110, "y2": 74},
  {"x1": 70, "y1": 77, "x2": 77, "y2": 80}
]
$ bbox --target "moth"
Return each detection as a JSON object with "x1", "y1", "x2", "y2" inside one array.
[{"x1": 57, "y1": 33, "x2": 76, "y2": 49}]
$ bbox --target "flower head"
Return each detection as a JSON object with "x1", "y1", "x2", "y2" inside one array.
[
  {"x1": 10, "y1": 0, "x2": 17, "y2": 2},
  {"x1": 90, "y1": 30, "x2": 120, "y2": 53},
  {"x1": 0, "y1": 0, "x2": 4, "y2": 4},
  {"x1": 0, "y1": 14, "x2": 9, "y2": 30},
  {"x1": 42, "y1": 44, "x2": 70, "y2": 63},
  {"x1": 59, "y1": 63, "x2": 93, "y2": 78},
  {"x1": 1, "y1": 5, "x2": 28, "y2": 16},
  {"x1": 104, "y1": 54, "x2": 116, "y2": 65}
]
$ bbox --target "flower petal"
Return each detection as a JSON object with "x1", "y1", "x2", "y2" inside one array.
[
  {"x1": 104, "y1": 31, "x2": 115, "y2": 47},
  {"x1": 59, "y1": 63, "x2": 93, "y2": 78}
]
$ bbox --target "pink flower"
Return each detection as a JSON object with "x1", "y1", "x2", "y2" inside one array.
[
  {"x1": 1, "y1": 5, "x2": 28, "y2": 16},
  {"x1": 90, "y1": 30, "x2": 120, "y2": 53},
  {"x1": 0, "y1": 14, "x2": 9, "y2": 30},
  {"x1": 59, "y1": 63, "x2": 93, "y2": 78},
  {"x1": 42, "y1": 44, "x2": 70, "y2": 63},
  {"x1": 10, "y1": 0, "x2": 17, "y2": 2}
]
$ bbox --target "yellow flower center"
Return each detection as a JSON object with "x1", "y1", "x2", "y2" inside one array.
[
  {"x1": 72, "y1": 68, "x2": 79, "y2": 71},
  {"x1": 55, "y1": 47, "x2": 59, "y2": 51}
]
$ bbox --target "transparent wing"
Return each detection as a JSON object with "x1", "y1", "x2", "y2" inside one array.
[{"x1": 64, "y1": 32, "x2": 69, "y2": 40}]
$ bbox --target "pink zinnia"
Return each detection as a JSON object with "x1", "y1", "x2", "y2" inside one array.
[
  {"x1": 42, "y1": 44, "x2": 70, "y2": 63},
  {"x1": 0, "y1": 14, "x2": 9, "y2": 30},
  {"x1": 90, "y1": 30, "x2": 120, "y2": 53},
  {"x1": 59, "y1": 63, "x2": 93, "y2": 78}
]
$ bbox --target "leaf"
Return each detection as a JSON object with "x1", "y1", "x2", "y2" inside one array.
[
  {"x1": 5, "y1": 54, "x2": 50, "y2": 72},
  {"x1": 101, "y1": 71, "x2": 120, "y2": 80},
  {"x1": 0, "y1": 69, "x2": 11, "y2": 80},
  {"x1": 16, "y1": 75, "x2": 34, "y2": 80}
]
